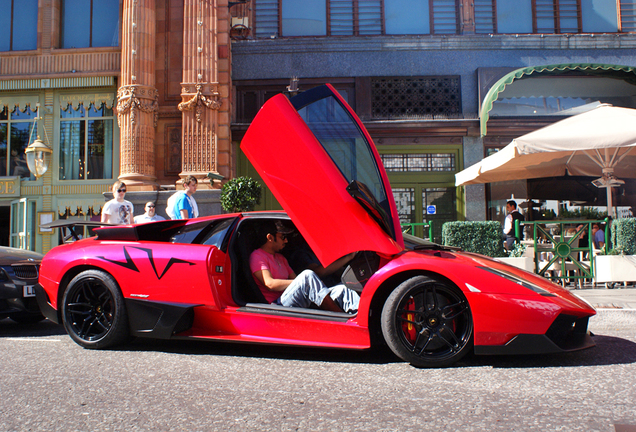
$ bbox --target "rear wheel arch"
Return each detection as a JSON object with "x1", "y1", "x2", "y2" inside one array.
[
  {"x1": 61, "y1": 268, "x2": 129, "y2": 349},
  {"x1": 56, "y1": 265, "x2": 117, "y2": 321}
]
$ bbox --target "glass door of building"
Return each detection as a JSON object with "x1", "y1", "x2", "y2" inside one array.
[
  {"x1": 10, "y1": 198, "x2": 36, "y2": 250},
  {"x1": 391, "y1": 183, "x2": 458, "y2": 243}
]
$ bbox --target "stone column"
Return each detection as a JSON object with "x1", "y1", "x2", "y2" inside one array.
[
  {"x1": 117, "y1": 0, "x2": 159, "y2": 190},
  {"x1": 178, "y1": 0, "x2": 225, "y2": 189}
]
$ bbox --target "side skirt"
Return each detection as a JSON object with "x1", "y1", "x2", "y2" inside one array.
[
  {"x1": 124, "y1": 298, "x2": 200, "y2": 339},
  {"x1": 238, "y1": 303, "x2": 354, "y2": 322}
]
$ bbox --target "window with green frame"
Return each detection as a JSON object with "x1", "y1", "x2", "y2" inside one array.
[
  {"x1": 379, "y1": 146, "x2": 462, "y2": 242},
  {"x1": 0, "y1": 105, "x2": 36, "y2": 180},
  {"x1": 59, "y1": 102, "x2": 114, "y2": 181}
]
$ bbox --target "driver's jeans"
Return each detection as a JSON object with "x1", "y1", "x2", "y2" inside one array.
[{"x1": 275, "y1": 270, "x2": 360, "y2": 313}]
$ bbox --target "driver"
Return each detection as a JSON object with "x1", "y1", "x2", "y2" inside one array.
[{"x1": 250, "y1": 220, "x2": 360, "y2": 314}]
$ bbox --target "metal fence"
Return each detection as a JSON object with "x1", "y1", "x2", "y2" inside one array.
[
  {"x1": 515, "y1": 219, "x2": 609, "y2": 284},
  {"x1": 401, "y1": 221, "x2": 434, "y2": 242},
  {"x1": 401, "y1": 218, "x2": 610, "y2": 285}
]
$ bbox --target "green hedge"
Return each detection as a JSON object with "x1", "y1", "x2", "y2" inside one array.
[
  {"x1": 442, "y1": 221, "x2": 506, "y2": 258},
  {"x1": 610, "y1": 218, "x2": 636, "y2": 255}
]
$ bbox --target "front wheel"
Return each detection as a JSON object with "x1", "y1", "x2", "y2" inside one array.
[
  {"x1": 61, "y1": 270, "x2": 129, "y2": 349},
  {"x1": 381, "y1": 276, "x2": 473, "y2": 368}
]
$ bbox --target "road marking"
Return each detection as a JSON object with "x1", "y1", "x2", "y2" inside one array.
[{"x1": 596, "y1": 308, "x2": 636, "y2": 311}]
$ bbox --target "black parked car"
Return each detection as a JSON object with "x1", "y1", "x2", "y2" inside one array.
[{"x1": 0, "y1": 246, "x2": 44, "y2": 324}]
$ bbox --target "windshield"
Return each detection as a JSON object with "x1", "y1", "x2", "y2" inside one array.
[
  {"x1": 402, "y1": 232, "x2": 438, "y2": 250},
  {"x1": 292, "y1": 88, "x2": 395, "y2": 237}
]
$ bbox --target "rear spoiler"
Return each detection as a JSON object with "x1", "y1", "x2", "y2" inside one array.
[
  {"x1": 42, "y1": 219, "x2": 188, "y2": 244},
  {"x1": 41, "y1": 220, "x2": 114, "y2": 243}
]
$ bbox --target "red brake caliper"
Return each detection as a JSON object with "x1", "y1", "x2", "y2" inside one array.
[{"x1": 402, "y1": 297, "x2": 416, "y2": 343}]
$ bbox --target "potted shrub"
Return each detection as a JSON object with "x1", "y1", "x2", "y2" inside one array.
[
  {"x1": 496, "y1": 242, "x2": 535, "y2": 271},
  {"x1": 594, "y1": 218, "x2": 636, "y2": 284},
  {"x1": 220, "y1": 176, "x2": 262, "y2": 213}
]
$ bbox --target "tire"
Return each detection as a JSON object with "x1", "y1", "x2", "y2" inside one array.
[
  {"x1": 381, "y1": 276, "x2": 473, "y2": 368},
  {"x1": 61, "y1": 270, "x2": 129, "y2": 349}
]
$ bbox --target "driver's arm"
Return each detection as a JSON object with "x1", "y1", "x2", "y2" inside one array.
[
  {"x1": 253, "y1": 269, "x2": 293, "y2": 292},
  {"x1": 309, "y1": 252, "x2": 357, "y2": 278}
]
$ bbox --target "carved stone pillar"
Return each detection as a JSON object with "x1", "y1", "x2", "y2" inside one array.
[
  {"x1": 117, "y1": 0, "x2": 158, "y2": 190},
  {"x1": 178, "y1": 0, "x2": 224, "y2": 189}
]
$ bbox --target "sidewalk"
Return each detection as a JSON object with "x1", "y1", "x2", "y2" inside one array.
[{"x1": 569, "y1": 287, "x2": 636, "y2": 309}]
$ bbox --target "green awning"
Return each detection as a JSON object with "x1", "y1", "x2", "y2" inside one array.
[{"x1": 480, "y1": 63, "x2": 636, "y2": 136}]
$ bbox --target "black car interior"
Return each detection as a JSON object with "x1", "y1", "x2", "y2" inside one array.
[{"x1": 228, "y1": 217, "x2": 380, "y2": 310}]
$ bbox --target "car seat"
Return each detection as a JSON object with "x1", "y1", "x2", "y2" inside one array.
[{"x1": 230, "y1": 222, "x2": 268, "y2": 306}]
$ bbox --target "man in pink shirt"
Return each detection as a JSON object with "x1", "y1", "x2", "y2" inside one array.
[{"x1": 249, "y1": 220, "x2": 359, "y2": 313}]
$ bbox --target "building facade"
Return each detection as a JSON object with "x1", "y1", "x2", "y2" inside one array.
[
  {"x1": 3, "y1": 0, "x2": 636, "y2": 252},
  {"x1": 0, "y1": 0, "x2": 232, "y2": 252},
  {"x1": 230, "y1": 0, "x2": 636, "y2": 240}
]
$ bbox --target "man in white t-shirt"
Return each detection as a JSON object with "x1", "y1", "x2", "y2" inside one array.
[
  {"x1": 134, "y1": 202, "x2": 165, "y2": 224},
  {"x1": 101, "y1": 181, "x2": 134, "y2": 225}
]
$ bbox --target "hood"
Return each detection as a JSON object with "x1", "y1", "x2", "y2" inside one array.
[{"x1": 0, "y1": 246, "x2": 43, "y2": 266}]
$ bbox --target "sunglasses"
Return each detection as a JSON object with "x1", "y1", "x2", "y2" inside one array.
[
  {"x1": 147, "y1": 205, "x2": 155, "y2": 208},
  {"x1": 277, "y1": 233, "x2": 289, "y2": 240},
  {"x1": 117, "y1": 188, "x2": 126, "y2": 193}
]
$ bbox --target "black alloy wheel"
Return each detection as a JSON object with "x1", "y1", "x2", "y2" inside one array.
[
  {"x1": 62, "y1": 270, "x2": 129, "y2": 349},
  {"x1": 381, "y1": 275, "x2": 473, "y2": 368}
]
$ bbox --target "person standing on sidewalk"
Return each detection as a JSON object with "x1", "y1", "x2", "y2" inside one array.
[
  {"x1": 169, "y1": 175, "x2": 199, "y2": 219},
  {"x1": 503, "y1": 200, "x2": 524, "y2": 251},
  {"x1": 101, "y1": 181, "x2": 133, "y2": 225}
]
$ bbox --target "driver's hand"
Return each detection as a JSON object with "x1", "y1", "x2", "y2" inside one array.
[{"x1": 345, "y1": 252, "x2": 357, "y2": 261}]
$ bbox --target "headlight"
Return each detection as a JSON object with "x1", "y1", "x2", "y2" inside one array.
[{"x1": 477, "y1": 266, "x2": 556, "y2": 296}]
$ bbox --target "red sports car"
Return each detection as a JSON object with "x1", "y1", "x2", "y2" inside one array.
[{"x1": 35, "y1": 84, "x2": 595, "y2": 367}]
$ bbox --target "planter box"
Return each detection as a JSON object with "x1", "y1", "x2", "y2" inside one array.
[
  {"x1": 595, "y1": 255, "x2": 636, "y2": 283},
  {"x1": 496, "y1": 256, "x2": 534, "y2": 272}
]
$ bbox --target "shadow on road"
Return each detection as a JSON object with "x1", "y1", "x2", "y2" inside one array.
[
  {"x1": 126, "y1": 337, "x2": 402, "y2": 365},
  {"x1": 460, "y1": 334, "x2": 636, "y2": 369},
  {"x1": 101, "y1": 332, "x2": 636, "y2": 369},
  {"x1": 2, "y1": 318, "x2": 634, "y2": 369},
  {"x1": 0, "y1": 318, "x2": 65, "y2": 337}
]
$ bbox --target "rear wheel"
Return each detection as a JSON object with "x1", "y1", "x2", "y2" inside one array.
[
  {"x1": 381, "y1": 276, "x2": 473, "y2": 368},
  {"x1": 61, "y1": 270, "x2": 129, "y2": 349}
]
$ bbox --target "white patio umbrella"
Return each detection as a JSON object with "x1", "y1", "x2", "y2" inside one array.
[{"x1": 456, "y1": 105, "x2": 636, "y2": 216}]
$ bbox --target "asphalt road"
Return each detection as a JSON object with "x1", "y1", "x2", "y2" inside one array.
[{"x1": 1, "y1": 311, "x2": 635, "y2": 432}]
